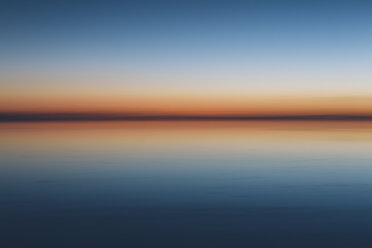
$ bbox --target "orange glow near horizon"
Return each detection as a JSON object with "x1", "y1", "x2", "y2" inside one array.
[
  {"x1": 2, "y1": 74, "x2": 372, "y2": 116},
  {"x1": 1, "y1": 92, "x2": 372, "y2": 116}
]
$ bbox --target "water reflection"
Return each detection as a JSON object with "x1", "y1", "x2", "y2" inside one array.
[{"x1": 1, "y1": 121, "x2": 372, "y2": 247}]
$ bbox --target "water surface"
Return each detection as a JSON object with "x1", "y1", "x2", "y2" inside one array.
[{"x1": 1, "y1": 121, "x2": 372, "y2": 247}]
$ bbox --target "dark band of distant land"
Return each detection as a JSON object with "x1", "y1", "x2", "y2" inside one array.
[{"x1": 2, "y1": 113, "x2": 372, "y2": 122}]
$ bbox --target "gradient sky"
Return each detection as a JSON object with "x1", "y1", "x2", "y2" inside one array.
[{"x1": 1, "y1": 0, "x2": 372, "y2": 115}]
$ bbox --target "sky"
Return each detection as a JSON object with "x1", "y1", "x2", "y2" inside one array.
[{"x1": 1, "y1": 0, "x2": 372, "y2": 116}]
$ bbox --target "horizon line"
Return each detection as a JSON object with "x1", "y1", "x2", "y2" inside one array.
[{"x1": 2, "y1": 112, "x2": 372, "y2": 122}]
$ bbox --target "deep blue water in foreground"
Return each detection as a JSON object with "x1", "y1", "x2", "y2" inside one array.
[{"x1": 1, "y1": 122, "x2": 372, "y2": 247}]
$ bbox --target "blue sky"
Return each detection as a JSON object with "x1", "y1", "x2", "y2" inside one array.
[{"x1": 1, "y1": 0, "x2": 372, "y2": 96}]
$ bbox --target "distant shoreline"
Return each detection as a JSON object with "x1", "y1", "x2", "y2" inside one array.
[{"x1": 2, "y1": 113, "x2": 372, "y2": 122}]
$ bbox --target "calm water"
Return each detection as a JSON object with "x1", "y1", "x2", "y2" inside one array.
[{"x1": 1, "y1": 121, "x2": 372, "y2": 247}]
